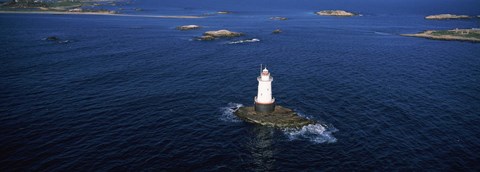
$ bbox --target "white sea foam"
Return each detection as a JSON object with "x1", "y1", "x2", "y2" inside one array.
[
  {"x1": 219, "y1": 103, "x2": 243, "y2": 122},
  {"x1": 293, "y1": 110, "x2": 313, "y2": 120},
  {"x1": 220, "y1": 104, "x2": 337, "y2": 143},
  {"x1": 374, "y1": 31, "x2": 390, "y2": 35},
  {"x1": 284, "y1": 123, "x2": 338, "y2": 144},
  {"x1": 228, "y1": 38, "x2": 260, "y2": 44}
]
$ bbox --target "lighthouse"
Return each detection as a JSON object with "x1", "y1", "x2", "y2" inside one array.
[
  {"x1": 234, "y1": 66, "x2": 316, "y2": 128},
  {"x1": 254, "y1": 67, "x2": 276, "y2": 113}
]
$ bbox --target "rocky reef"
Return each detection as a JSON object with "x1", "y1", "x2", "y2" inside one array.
[
  {"x1": 425, "y1": 14, "x2": 470, "y2": 20},
  {"x1": 234, "y1": 106, "x2": 315, "y2": 129},
  {"x1": 270, "y1": 16, "x2": 288, "y2": 20},
  {"x1": 176, "y1": 25, "x2": 201, "y2": 30},
  {"x1": 199, "y1": 30, "x2": 243, "y2": 41},
  {"x1": 43, "y1": 36, "x2": 71, "y2": 44},
  {"x1": 401, "y1": 29, "x2": 480, "y2": 43},
  {"x1": 315, "y1": 10, "x2": 357, "y2": 17}
]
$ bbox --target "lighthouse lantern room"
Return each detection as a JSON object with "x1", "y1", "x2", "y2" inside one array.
[{"x1": 254, "y1": 67, "x2": 276, "y2": 113}]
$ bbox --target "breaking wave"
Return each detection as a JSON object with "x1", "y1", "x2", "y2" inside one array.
[
  {"x1": 228, "y1": 38, "x2": 260, "y2": 44},
  {"x1": 374, "y1": 31, "x2": 391, "y2": 35},
  {"x1": 220, "y1": 103, "x2": 337, "y2": 143},
  {"x1": 283, "y1": 123, "x2": 338, "y2": 144},
  {"x1": 219, "y1": 103, "x2": 243, "y2": 122}
]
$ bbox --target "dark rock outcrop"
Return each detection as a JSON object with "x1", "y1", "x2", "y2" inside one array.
[
  {"x1": 46, "y1": 36, "x2": 59, "y2": 41},
  {"x1": 235, "y1": 106, "x2": 315, "y2": 129}
]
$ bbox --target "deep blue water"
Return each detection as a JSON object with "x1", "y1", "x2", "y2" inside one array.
[{"x1": 1, "y1": 0, "x2": 480, "y2": 171}]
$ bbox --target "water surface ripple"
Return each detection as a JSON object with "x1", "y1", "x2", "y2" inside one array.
[{"x1": 1, "y1": 4, "x2": 480, "y2": 171}]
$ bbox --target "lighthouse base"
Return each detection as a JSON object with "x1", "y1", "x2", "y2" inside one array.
[
  {"x1": 234, "y1": 106, "x2": 315, "y2": 129},
  {"x1": 254, "y1": 102, "x2": 275, "y2": 113}
]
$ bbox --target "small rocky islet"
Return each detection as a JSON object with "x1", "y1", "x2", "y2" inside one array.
[
  {"x1": 401, "y1": 14, "x2": 480, "y2": 43},
  {"x1": 235, "y1": 106, "x2": 315, "y2": 129},
  {"x1": 198, "y1": 29, "x2": 243, "y2": 41},
  {"x1": 425, "y1": 14, "x2": 471, "y2": 20},
  {"x1": 315, "y1": 10, "x2": 358, "y2": 17},
  {"x1": 43, "y1": 36, "x2": 71, "y2": 44},
  {"x1": 176, "y1": 25, "x2": 201, "y2": 31}
]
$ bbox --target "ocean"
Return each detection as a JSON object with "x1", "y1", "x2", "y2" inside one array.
[{"x1": 1, "y1": 0, "x2": 479, "y2": 171}]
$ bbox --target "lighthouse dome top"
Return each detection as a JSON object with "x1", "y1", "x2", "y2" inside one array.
[{"x1": 262, "y1": 68, "x2": 269, "y2": 75}]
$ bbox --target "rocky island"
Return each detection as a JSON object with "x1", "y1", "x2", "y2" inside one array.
[
  {"x1": 199, "y1": 30, "x2": 243, "y2": 41},
  {"x1": 0, "y1": 0, "x2": 202, "y2": 18},
  {"x1": 176, "y1": 25, "x2": 201, "y2": 31},
  {"x1": 235, "y1": 106, "x2": 315, "y2": 129},
  {"x1": 425, "y1": 14, "x2": 470, "y2": 20},
  {"x1": 315, "y1": 10, "x2": 357, "y2": 17},
  {"x1": 1, "y1": 0, "x2": 119, "y2": 14},
  {"x1": 402, "y1": 29, "x2": 480, "y2": 42}
]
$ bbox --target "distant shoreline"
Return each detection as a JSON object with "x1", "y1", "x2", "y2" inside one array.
[{"x1": 0, "y1": 10, "x2": 204, "y2": 19}]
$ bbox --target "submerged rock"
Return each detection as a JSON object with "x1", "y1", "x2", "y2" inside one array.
[
  {"x1": 43, "y1": 36, "x2": 71, "y2": 44},
  {"x1": 46, "y1": 36, "x2": 59, "y2": 41},
  {"x1": 199, "y1": 35, "x2": 215, "y2": 41},
  {"x1": 217, "y1": 11, "x2": 232, "y2": 14},
  {"x1": 272, "y1": 29, "x2": 282, "y2": 34},
  {"x1": 315, "y1": 10, "x2": 357, "y2": 17},
  {"x1": 176, "y1": 25, "x2": 201, "y2": 30},
  {"x1": 234, "y1": 106, "x2": 315, "y2": 129},
  {"x1": 425, "y1": 14, "x2": 470, "y2": 20},
  {"x1": 270, "y1": 16, "x2": 288, "y2": 20},
  {"x1": 199, "y1": 30, "x2": 243, "y2": 40}
]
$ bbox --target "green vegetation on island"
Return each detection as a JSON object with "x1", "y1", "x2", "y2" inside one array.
[
  {"x1": 0, "y1": 0, "x2": 126, "y2": 14},
  {"x1": 402, "y1": 29, "x2": 480, "y2": 42},
  {"x1": 0, "y1": 0, "x2": 204, "y2": 18}
]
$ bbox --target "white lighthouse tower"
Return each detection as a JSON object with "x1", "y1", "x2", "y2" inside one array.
[{"x1": 254, "y1": 67, "x2": 275, "y2": 113}]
